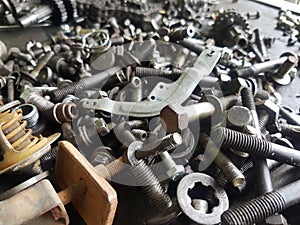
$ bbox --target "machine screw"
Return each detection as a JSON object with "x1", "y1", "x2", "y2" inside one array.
[
  {"x1": 271, "y1": 55, "x2": 298, "y2": 85},
  {"x1": 221, "y1": 178, "x2": 300, "y2": 225}
]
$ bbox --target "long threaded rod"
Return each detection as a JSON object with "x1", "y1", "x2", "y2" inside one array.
[{"x1": 213, "y1": 127, "x2": 300, "y2": 167}]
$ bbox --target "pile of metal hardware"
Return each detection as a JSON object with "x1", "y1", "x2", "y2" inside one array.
[{"x1": 1, "y1": 0, "x2": 300, "y2": 225}]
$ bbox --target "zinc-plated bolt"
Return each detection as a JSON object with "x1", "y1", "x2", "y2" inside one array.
[
  {"x1": 213, "y1": 126, "x2": 300, "y2": 167},
  {"x1": 6, "y1": 75, "x2": 16, "y2": 102},
  {"x1": 221, "y1": 178, "x2": 300, "y2": 225},
  {"x1": 254, "y1": 29, "x2": 267, "y2": 57}
]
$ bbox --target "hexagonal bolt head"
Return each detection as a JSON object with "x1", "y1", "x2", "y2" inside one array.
[{"x1": 160, "y1": 104, "x2": 189, "y2": 133}]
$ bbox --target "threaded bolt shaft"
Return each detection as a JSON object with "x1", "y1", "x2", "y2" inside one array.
[
  {"x1": 135, "y1": 67, "x2": 182, "y2": 78},
  {"x1": 213, "y1": 127, "x2": 300, "y2": 167},
  {"x1": 58, "y1": 179, "x2": 87, "y2": 205},
  {"x1": 222, "y1": 192, "x2": 285, "y2": 225},
  {"x1": 200, "y1": 133, "x2": 245, "y2": 187},
  {"x1": 130, "y1": 160, "x2": 172, "y2": 211},
  {"x1": 48, "y1": 66, "x2": 120, "y2": 102},
  {"x1": 222, "y1": 177, "x2": 300, "y2": 225}
]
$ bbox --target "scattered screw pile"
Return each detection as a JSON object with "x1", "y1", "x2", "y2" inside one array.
[{"x1": 1, "y1": 0, "x2": 300, "y2": 225}]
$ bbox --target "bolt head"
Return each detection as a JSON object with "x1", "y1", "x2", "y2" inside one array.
[
  {"x1": 256, "y1": 100, "x2": 280, "y2": 125},
  {"x1": 160, "y1": 104, "x2": 188, "y2": 133}
]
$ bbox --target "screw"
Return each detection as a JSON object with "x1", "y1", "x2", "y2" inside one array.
[
  {"x1": 181, "y1": 38, "x2": 205, "y2": 55},
  {"x1": 29, "y1": 51, "x2": 55, "y2": 81},
  {"x1": 231, "y1": 56, "x2": 288, "y2": 77},
  {"x1": 48, "y1": 66, "x2": 121, "y2": 102},
  {"x1": 213, "y1": 126, "x2": 300, "y2": 167},
  {"x1": 130, "y1": 159, "x2": 173, "y2": 210},
  {"x1": 199, "y1": 133, "x2": 245, "y2": 188},
  {"x1": 221, "y1": 178, "x2": 300, "y2": 225},
  {"x1": 135, "y1": 67, "x2": 182, "y2": 78},
  {"x1": 6, "y1": 75, "x2": 16, "y2": 102}
]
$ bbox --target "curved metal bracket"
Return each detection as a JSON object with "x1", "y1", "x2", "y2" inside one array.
[{"x1": 81, "y1": 48, "x2": 222, "y2": 117}]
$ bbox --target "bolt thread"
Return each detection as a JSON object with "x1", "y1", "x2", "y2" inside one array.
[
  {"x1": 221, "y1": 191, "x2": 286, "y2": 225},
  {"x1": 241, "y1": 87, "x2": 255, "y2": 111},
  {"x1": 130, "y1": 160, "x2": 172, "y2": 210},
  {"x1": 106, "y1": 157, "x2": 126, "y2": 177},
  {"x1": 216, "y1": 172, "x2": 229, "y2": 188},
  {"x1": 214, "y1": 127, "x2": 272, "y2": 158},
  {"x1": 59, "y1": 180, "x2": 87, "y2": 205},
  {"x1": 221, "y1": 162, "x2": 245, "y2": 187},
  {"x1": 135, "y1": 67, "x2": 172, "y2": 78},
  {"x1": 258, "y1": 110, "x2": 270, "y2": 129},
  {"x1": 48, "y1": 80, "x2": 85, "y2": 102},
  {"x1": 40, "y1": 146, "x2": 57, "y2": 170},
  {"x1": 200, "y1": 133, "x2": 245, "y2": 187}
]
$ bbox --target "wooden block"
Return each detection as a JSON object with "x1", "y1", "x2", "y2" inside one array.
[{"x1": 55, "y1": 141, "x2": 118, "y2": 225}]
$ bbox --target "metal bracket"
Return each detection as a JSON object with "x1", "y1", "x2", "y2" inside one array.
[{"x1": 81, "y1": 47, "x2": 222, "y2": 117}]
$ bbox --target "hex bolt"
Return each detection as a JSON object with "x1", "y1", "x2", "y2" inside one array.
[
  {"x1": 271, "y1": 55, "x2": 298, "y2": 85},
  {"x1": 161, "y1": 95, "x2": 240, "y2": 133},
  {"x1": 48, "y1": 66, "x2": 121, "y2": 102},
  {"x1": 213, "y1": 126, "x2": 300, "y2": 167},
  {"x1": 231, "y1": 56, "x2": 288, "y2": 78},
  {"x1": 226, "y1": 106, "x2": 253, "y2": 129},
  {"x1": 221, "y1": 178, "x2": 300, "y2": 225},
  {"x1": 199, "y1": 133, "x2": 245, "y2": 188},
  {"x1": 29, "y1": 51, "x2": 55, "y2": 81},
  {"x1": 133, "y1": 133, "x2": 182, "y2": 160},
  {"x1": 135, "y1": 67, "x2": 182, "y2": 78}
]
